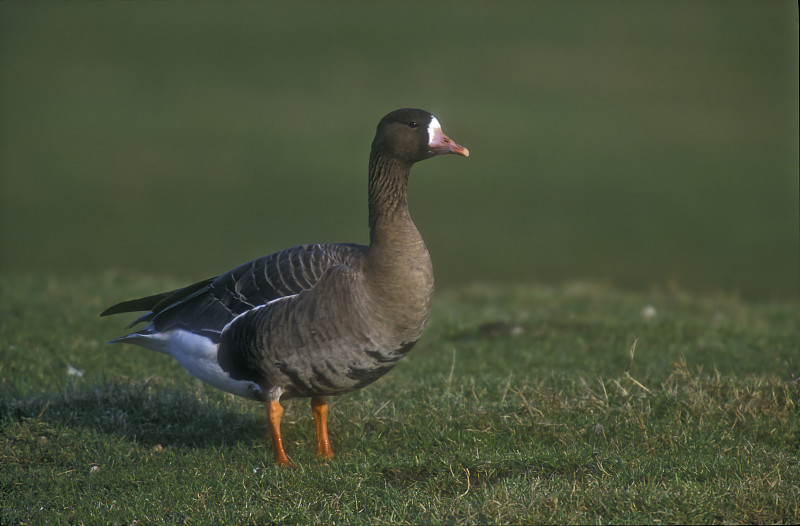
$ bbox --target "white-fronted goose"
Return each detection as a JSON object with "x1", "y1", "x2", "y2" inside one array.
[{"x1": 102, "y1": 108, "x2": 469, "y2": 465}]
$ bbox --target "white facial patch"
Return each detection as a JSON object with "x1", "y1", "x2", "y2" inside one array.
[{"x1": 427, "y1": 116, "x2": 441, "y2": 145}]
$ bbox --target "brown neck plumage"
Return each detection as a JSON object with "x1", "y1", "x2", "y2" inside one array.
[{"x1": 367, "y1": 151, "x2": 413, "y2": 243}]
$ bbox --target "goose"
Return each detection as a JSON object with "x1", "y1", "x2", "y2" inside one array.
[{"x1": 102, "y1": 108, "x2": 468, "y2": 465}]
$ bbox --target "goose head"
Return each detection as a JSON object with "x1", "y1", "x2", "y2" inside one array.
[{"x1": 371, "y1": 108, "x2": 469, "y2": 164}]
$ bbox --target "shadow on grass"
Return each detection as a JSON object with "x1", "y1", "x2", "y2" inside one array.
[{"x1": 0, "y1": 379, "x2": 263, "y2": 449}]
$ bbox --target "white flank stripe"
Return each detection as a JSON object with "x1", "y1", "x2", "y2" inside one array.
[{"x1": 220, "y1": 294, "x2": 297, "y2": 334}]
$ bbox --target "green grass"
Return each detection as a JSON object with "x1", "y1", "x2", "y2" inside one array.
[{"x1": 2, "y1": 274, "x2": 798, "y2": 524}]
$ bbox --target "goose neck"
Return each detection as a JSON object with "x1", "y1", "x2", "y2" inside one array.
[{"x1": 367, "y1": 153, "x2": 413, "y2": 236}]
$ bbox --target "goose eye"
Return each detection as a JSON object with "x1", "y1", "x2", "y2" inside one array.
[{"x1": 408, "y1": 121, "x2": 418, "y2": 129}]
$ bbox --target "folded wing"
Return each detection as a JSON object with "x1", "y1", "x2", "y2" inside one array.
[{"x1": 102, "y1": 243, "x2": 366, "y2": 342}]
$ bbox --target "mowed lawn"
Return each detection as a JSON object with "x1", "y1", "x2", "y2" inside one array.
[
  {"x1": 1, "y1": 2, "x2": 798, "y2": 524},
  {"x1": 1, "y1": 274, "x2": 798, "y2": 524}
]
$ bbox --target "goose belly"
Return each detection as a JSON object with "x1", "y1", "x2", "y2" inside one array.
[
  {"x1": 216, "y1": 274, "x2": 429, "y2": 399},
  {"x1": 268, "y1": 336, "x2": 420, "y2": 399}
]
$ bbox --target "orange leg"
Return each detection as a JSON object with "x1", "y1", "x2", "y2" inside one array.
[
  {"x1": 311, "y1": 396, "x2": 334, "y2": 460},
  {"x1": 266, "y1": 401, "x2": 291, "y2": 466}
]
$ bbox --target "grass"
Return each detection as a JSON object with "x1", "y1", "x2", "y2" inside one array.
[{"x1": 1, "y1": 274, "x2": 798, "y2": 524}]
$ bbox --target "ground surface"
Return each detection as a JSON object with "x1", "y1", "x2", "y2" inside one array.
[{"x1": 2, "y1": 275, "x2": 797, "y2": 524}]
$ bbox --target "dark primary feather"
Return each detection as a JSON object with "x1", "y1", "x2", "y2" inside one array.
[
  {"x1": 100, "y1": 291, "x2": 177, "y2": 318},
  {"x1": 102, "y1": 243, "x2": 366, "y2": 342},
  {"x1": 100, "y1": 278, "x2": 214, "y2": 326}
]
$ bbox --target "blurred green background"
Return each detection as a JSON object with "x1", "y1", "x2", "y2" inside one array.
[{"x1": 1, "y1": 2, "x2": 797, "y2": 299}]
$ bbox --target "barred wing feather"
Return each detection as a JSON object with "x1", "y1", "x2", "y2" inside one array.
[{"x1": 101, "y1": 243, "x2": 365, "y2": 342}]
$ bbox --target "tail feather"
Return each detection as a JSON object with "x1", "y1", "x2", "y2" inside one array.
[
  {"x1": 106, "y1": 328, "x2": 153, "y2": 344},
  {"x1": 106, "y1": 328, "x2": 172, "y2": 354}
]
